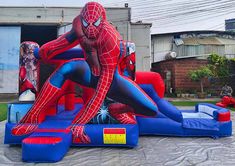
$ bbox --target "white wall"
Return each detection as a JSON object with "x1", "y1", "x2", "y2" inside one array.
[
  {"x1": 0, "y1": 26, "x2": 20, "y2": 93},
  {"x1": 151, "y1": 35, "x2": 173, "y2": 62},
  {"x1": 131, "y1": 23, "x2": 152, "y2": 71}
]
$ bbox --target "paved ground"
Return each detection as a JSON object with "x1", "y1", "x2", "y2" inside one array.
[
  {"x1": 0, "y1": 106, "x2": 234, "y2": 166},
  {"x1": 165, "y1": 97, "x2": 220, "y2": 102}
]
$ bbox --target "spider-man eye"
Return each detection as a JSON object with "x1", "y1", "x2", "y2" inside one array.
[
  {"x1": 82, "y1": 19, "x2": 88, "y2": 27},
  {"x1": 93, "y1": 17, "x2": 101, "y2": 27}
]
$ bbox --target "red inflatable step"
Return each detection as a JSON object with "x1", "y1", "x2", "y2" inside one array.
[{"x1": 23, "y1": 136, "x2": 62, "y2": 144}]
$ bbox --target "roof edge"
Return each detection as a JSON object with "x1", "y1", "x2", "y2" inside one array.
[
  {"x1": 151, "y1": 30, "x2": 235, "y2": 36},
  {"x1": 0, "y1": 6, "x2": 131, "y2": 10}
]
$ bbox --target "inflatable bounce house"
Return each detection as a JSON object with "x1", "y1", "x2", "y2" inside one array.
[
  {"x1": 217, "y1": 96, "x2": 235, "y2": 108},
  {"x1": 4, "y1": 2, "x2": 232, "y2": 163},
  {"x1": 216, "y1": 85, "x2": 235, "y2": 108}
]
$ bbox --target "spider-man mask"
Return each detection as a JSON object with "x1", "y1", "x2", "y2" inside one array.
[{"x1": 80, "y1": 2, "x2": 106, "y2": 39}]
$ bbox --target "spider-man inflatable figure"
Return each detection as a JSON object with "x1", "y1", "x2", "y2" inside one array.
[{"x1": 12, "y1": 2, "x2": 160, "y2": 143}]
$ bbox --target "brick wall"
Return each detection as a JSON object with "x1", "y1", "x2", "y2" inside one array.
[
  {"x1": 152, "y1": 58, "x2": 208, "y2": 93},
  {"x1": 174, "y1": 59, "x2": 208, "y2": 90},
  {"x1": 152, "y1": 60, "x2": 175, "y2": 90}
]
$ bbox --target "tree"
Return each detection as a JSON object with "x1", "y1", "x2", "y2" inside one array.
[
  {"x1": 207, "y1": 54, "x2": 230, "y2": 83},
  {"x1": 188, "y1": 66, "x2": 212, "y2": 94}
]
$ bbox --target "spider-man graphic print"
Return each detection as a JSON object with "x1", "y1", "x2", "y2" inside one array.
[{"x1": 12, "y1": 2, "x2": 158, "y2": 144}]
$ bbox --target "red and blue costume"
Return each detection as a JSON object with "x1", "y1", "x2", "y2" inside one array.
[
  {"x1": 19, "y1": 66, "x2": 36, "y2": 95},
  {"x1": 12, "y1": 2, "x2": 162, "y2": 143}
]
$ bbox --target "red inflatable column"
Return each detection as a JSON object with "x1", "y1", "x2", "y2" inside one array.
[
  {"x1": 81, "y1": 85, "x2": 95, "y2": 104},
  {"x1": 19, "y1": 41, "x2": 40, "y2": 101},
  {"x1": 136, "y1": 71, "x2": 165, "y2": 98},
  {"x1": 64, "y1": 81, "x2": 75, "y2": 111}
]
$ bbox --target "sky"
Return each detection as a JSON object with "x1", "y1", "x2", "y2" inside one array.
[{"x1": 0, "y1": 0, "x2": 235, "y2": 34}]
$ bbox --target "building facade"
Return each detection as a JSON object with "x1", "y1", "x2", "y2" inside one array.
[
  {"x1": 226, "y1": 18, "x2": 235, "y2": 32},
  {"x1": 151, "y1": 31, "x2": 235, "y2": 95},
  {"x1": 151, "y1": 31, "x2": 235, "y2": 63},
  {"x1": 0, "y1": 6, "x2": 151, "y2": 93},
  {"x1": 152, "y1": 58, "x2": 209, "y2": 94}
]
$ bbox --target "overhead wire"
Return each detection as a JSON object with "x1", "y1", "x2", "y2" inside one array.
[
  {"x1": 2, "y1": 0, "x2": 232, "y2": 33},
  {"x1": 208, "y1": 23, "x2": 225, "y2": 30},
  {"x1": 151, "y1": 10, "x2": 235, "y2": 29},
  {"x1": 118, "y1": 0, "x2": 235, "y2": 33},
  {"x1": 131, "y1": 1, "x2": 232, "y2": 18},
  {"x1": 103, "y1": 0, "x2": 235, "y2": 23},
  {"x1": 131, "y1": 0, "x2": 235, "y2": 19}
]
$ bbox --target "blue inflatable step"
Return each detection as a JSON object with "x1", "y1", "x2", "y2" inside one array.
[{"x1": 22, "y1": 129, "x2": 72, "y2": 163}]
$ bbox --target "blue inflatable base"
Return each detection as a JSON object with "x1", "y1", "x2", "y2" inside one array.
[
  {"x1": 137, "y1": 117, "x2": 232, "y2": 138},
  {"x1": 4, "y1": 101, "x2": 232, "y2": 162},
  {"x1": 5, "y1": 123, "x2": 138, "y2": 162},
  {"x1": 137, "y1": 103, "x2": 232, "y2": 138},
  {"x1": 4, "y1": 103, "x2": 139, "y2": 162}
]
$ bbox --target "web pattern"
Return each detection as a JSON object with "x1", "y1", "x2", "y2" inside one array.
[{"x1": 80, "y1": 2, "x2": 106, "y2": 39}]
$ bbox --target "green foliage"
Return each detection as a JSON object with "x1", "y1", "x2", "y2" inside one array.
[
  {"x1": 188, "y1": 54, "x2": 232, "y2": 95},
  {"x1": 207, "y1": 54, "x2": 230, "y2": 79},
  {"x1": 0, "y1": 104, "x2": 7, "y2": 122},
  {"x1": 188, "y1": 66, "x2": 212, "y2": 82},
  {"x1": 188, "y1": 66, "x2": 212, "y2": 93},
  {"x1": 171, "y1": 101, "x2": 216, "y2": 106}
]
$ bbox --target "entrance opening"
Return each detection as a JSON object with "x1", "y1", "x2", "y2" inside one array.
[{"x1": 21, "y1": 25, "x2": 57, "y2": 46}]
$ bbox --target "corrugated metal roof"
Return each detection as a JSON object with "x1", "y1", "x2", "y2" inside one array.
[
  {"x1": 216, "y1": 37, "x2": 235, "y2": 45},
  {"x1": 174, "y1": 38, "x2": 184, "y2": 46},
  {"x1": 183, "y1": 37, "x2": 223, "y2": 45},
  {"x1": 151, "y1": 30, "x2": 235, "y2": 36}
]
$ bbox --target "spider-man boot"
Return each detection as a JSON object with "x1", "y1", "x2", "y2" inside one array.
[
  {"x1": 67, "y1": 105, "x2": 91, "y2": 144},
  {"x1": 108, "y1": 103, "x2": 137, "y2": 124},
  {"x1": 70, "y1": 124, "x2": 91, "y2": 144},
  {"x1": 12, "y1": 81, "x2": 61, "y2": 136}
]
